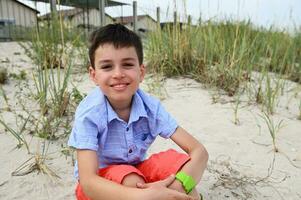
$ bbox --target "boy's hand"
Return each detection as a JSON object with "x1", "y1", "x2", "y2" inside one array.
[
  {"x1": 136, "y1": 174, "x2": 175, "y2": 188},
  {"x1": 136, "y1": 175, "x2": 198, "y2": 200}
]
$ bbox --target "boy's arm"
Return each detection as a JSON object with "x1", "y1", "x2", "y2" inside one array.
[
  {"x1": 77, "y1": 149, "x2": 197, "y2": 200},
  {"x1": 169, "y1": 127, "x2": 209, "y2": 192},
  {"x1": 77, "y1": 149, "x2": 138, "y2": 200}
]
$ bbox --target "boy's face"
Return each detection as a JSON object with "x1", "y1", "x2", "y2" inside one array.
[{"x1": 89, "y1": 43, "x2": 145, "y2": 108}]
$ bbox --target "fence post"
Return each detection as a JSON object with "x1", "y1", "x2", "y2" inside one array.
[
  {"x1": 99, "y1": 0, "x2": 105, "y2": 26},
  {"x1": 49, "y1": 0, "x2": 58, "y2": 40},
  {"x1": 50, "y1": 0, "x2": 57, "y2": 13},
  {"x1": 34, "y1": 1, "x2": 39, "y2": 33},
  {"x1": 133, "y1": 1, "x2": 137, "y2": 32},
  {"x1": 156, "y1": 7, "x2": 160, "y2": 29},
  {"x1": 188, "y1": 15, "x2": 192, "y2": 26},
  {"x1": 173, "y1": 11, "x2": 177, "y2": 27}
]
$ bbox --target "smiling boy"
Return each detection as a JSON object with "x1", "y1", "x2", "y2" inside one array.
[
  {"x1": 68, "y1": 24, "x2": 208, "y2": 200},
  {"x1": 90, "y1": 43, "x2": 144, "y2": 122}
]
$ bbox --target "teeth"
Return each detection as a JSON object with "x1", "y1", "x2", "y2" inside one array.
[
  {"x1": 112, "y1": 83, "x2": 127, "y2": 89},
  {"x1": 115, "y1": 84, "x2": 125, "y2": 87}
]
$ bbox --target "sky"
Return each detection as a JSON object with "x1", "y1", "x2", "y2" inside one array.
[{"x1": 20, "y1": 0, "x2": 301, "y2": 31}]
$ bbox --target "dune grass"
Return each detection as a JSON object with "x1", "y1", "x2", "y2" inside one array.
[
  {"x1": 16, "y1": 12, "x2": 87, "y2": 140},
  {"x1": 299, "y1": 100, "x2": 301, "y2": 120},
  {"x1": 145, "y1": 20, "x2": 300, "y2": 155},
  {"x1": 0, "y1": 14, "x2": 86, "y2": 179},
  {"x1": 0, "y1": 85, "x2": 10, "y2": 111},
  {"x1": 145, "y1": 19, "x2": 300, "y2": 149},
  {"x1": 0, "y1": 115, "x2": 30, "y2": 152},
  {"x1": 0, "y1": 67, "x2": 8, "y2": 84},
  {"x1": 260, "y1": 112, "x2": 284, "y2": 152},
  {"x1": 145, "y1": 20, "x2": 301, "y2": 101},
  {"x1": 20, "y1": 13, "x2": 85, "y2": 118},
  {"x1": 11, "y1": 140, "x2": 60, "y2": 180}
]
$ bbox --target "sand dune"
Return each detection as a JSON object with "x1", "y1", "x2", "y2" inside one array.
[{"x1": 0, "y1": 42, "x2": 301, "y2": 200}]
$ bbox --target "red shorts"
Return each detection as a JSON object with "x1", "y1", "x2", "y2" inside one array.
[{"x1": 76, "y1": 149, "x2": 190, "y2": 200}]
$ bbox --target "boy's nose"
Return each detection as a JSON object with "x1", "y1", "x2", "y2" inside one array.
[{"x1": 112, "y1": 67, "x2": 125, "y2": 78}]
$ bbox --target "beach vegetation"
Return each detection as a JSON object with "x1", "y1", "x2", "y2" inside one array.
[
  {"x1": 260, "y1": 112, "x2": 284, "y2": 152},
  {"x1": 0, "y1": 67, "x2": 8, "y2": 84},
  {"x1": 232, "y1": 91, "x2": 242, "y2": 125},
  {"x1": 13, "y1": 12, "x2": 87, "y2": 140},
  {"x1": 259, "y1": 72, "x2": 284, "y2": 114},
  {"x1": 11, "y1": 140, "x2": 60, "y2": 180},
  {"x1": 71, "y1": 87, "x2": 86, "y2": 106},
  {"x1": 145, "y1": 20, "x2": 301, "y2": 106},
  {"x1": 298, "y1": 100, "x2": 301, "y2": 120},
  {"x1": 0, "y1": 115, "x2": 30, "y2": 153},
  {"x1": 144, "y1": 73, "x2": 167, "y2": 100},
  {"x1": 19, "y1": 12, "x2": 85, "y2": 117},
  {"x1": 0, "y1": 85, "x2": 10, "y2": 111},
  {"x1": 9, "y1": 70, "x2": 27, "y2": 81}
]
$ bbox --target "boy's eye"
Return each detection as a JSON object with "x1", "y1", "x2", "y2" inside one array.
[
  {"x1": 100, "y1": 65, "x2": 112, "y2": 70},
  {"x1": 123, "y1": 63, "x2": 134, "y2": 68}
]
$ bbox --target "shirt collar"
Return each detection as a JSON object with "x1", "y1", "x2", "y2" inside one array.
[
  {"x1": 128, "y1": 92, "x2": 148, "y2": 124},
  {"x1": 105, "y1": 92, "x2": 147, "y2": 124},
  {"x1": 106, "y1": 98, "x2": 120, "y2": 123}
]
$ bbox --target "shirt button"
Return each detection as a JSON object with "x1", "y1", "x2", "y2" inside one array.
[
  {"x1": 126, "y1": 127, "x2": 129, "y2": 131},
  {"x1": 128, "y1": 149, "x2": 133, "y2": 153}
]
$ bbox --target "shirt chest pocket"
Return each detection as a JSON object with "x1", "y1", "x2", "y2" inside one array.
[
  {"x1": 134, "y1": 132, "x2": 153, "y2": 144},
  {"x1": 133, "y1": 119, "x2": 154, "y2": 146}
]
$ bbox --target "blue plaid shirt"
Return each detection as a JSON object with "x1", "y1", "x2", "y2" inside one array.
[{"x1": 68, "y1": 88, "x2": 178, "y2": 179}]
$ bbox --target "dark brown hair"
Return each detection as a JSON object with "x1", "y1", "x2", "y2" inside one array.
[{"x1": 88, "y1": 23, "x2": 143, "y2": 68}]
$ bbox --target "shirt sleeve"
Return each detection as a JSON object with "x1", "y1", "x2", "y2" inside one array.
[
  {"x1": 68, "y1": 113, "x2": 100, "y2": 151},
  {"x1": 156, "y1": 102, "x2": 178, "y2": 139}
]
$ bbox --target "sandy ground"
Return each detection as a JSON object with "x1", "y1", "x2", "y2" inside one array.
[{"x1": 0, "y1": 42, "x2": 301, "y2": 200}]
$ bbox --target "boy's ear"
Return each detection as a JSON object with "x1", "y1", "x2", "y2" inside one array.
[
  {"x1": 89, "y1": 66, "x2": 97, "y2": 83},
  {"x1": 139, "y1": 64, "x2": 146, "y2": 82}
]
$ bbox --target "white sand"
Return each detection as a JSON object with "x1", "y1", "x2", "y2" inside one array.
[{"x1": 0, "y1": 42, "x2": 301, "y2": 200}]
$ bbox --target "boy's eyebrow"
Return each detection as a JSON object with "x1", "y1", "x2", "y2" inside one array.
[
  {"x1": 121, "y1": 57, "x2": 136, "y2": 61},
  {"x1": 97, "y1": 57, "x2": 136, "y2": 64},
  {"x1": 98, "y1": 59, "x2": 112, "y2": 64}
]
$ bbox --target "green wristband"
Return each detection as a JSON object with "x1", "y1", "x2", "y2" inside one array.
[{"x1": 175, "y1": 171, "x2": 196, "y2": 194}]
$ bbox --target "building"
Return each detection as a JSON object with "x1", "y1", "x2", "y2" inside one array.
[
  {"x1": 114, "y1": 14, "x2": 157, "y2": 33},
  {"x1": 0, "y1": 0, "x2": 39, "y2": 40},
  {"x1": 40, "y1": 8, "x2": 115, "y2": 29}
]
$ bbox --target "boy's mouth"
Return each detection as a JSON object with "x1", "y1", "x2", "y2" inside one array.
[{"x1": 110, "y1": 83, "x2": 130, "y2": 90}]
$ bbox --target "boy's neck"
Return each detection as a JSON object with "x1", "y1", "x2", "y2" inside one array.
[
  {"x1": 115, "y1": 107, "x2": 130, "y2": 123},
  {"x1": 109, "y1": 98, "x2": 133, "y2": 123}
]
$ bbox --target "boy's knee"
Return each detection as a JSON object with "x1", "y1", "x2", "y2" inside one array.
[{"x1": 121, "y1": 172, "x2": 145, "y2": 187}]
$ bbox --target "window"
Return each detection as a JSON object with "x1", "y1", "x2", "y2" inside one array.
[{"x1": 0, "y1": 19, "x2": 15, "y2": 26}]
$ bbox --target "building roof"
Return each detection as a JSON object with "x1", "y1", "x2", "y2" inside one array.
[
  {"x1": 15, "y1": 0, "x2": 39, "y2": 13},
  {"x1": 40, "y1": 8, "x2": 114, "y2": 21},
  {"x1": 114, "y1": 15, "x2": 156, "y2": 24},
  {"x1": 25, "y1": 0, "x2": 127, "y2": 9}
]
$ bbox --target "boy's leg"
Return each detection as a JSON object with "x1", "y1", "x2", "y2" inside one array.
[
  {"x1": 76, "y1": 164, "x2": 146, "y2": 200},
  {"x1": 136, "y1": 149, "x2": 201, "y2": 199},
  {"x1": 136, "y1": 149, "x2": 190, "y2": 183},
  {"x1": 122, "y1": 172, "x2": 146, "y2": 187},
  {"x1": 97, "y1": 164, "x2": 146, "y2": 184}
]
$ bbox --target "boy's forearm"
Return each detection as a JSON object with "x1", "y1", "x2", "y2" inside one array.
[
  {"x1": 82, "y1": 175, "x2": 144, "y2": 200},
  {"x1": 169, "y1": 144, "x2": 208, "y2": 192},
  {"x1": 182, "y1": 144, "x2": 208, "y2": 182}
]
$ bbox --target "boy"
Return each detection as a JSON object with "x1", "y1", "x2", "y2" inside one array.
[{"x1": 68, "y1": 24, "x2": 208, "y2": 200}]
